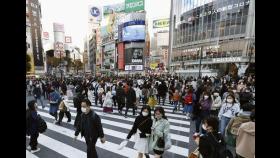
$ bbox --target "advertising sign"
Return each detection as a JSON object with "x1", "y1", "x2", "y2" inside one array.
[
  {"x1": 65, "y1": 36, "x2": 72, "y2": 43},
  {"x1": 125, "y1": 65, "x2": 143, "y2": 71},
  {"x1": 88, "y1": 6, "x2": 102, "y2": 22},
  {"x1": 28, "y1": 0, "x2": 44, "y2": 67},
  {"x1": 118, "y1": 43, "x2": 125, "y2": 70},
  {"x1": 125, "y1": 0, "x2": 144, "y2": 13},
  {"x1": 150, "y1": 62, "x2": 158, "y2": 70},
  {"x1": 103, "y1": 3, "x2": 125, "y2": 17},
  {"x1": 153, "y1": 18, "x2": 169, "y2": 28},
  {"x1": 123, "y1": 12, "x2": 146, "y2": 23},
  {"x1": 156, "y1": 32, "x2": 169, "y2": 46},
  {"x1": 123, "y1": 25, "x2": 145, "y2": 41},
  {"x1": 53, "y1": 23, "x2": 65, "y2": 32},
  {"x1": 125, "y1": 48, "x2": 143, "y2": 65},
  {"x1": 43, "y1": 32, "x2": 49, "y2": 40}
]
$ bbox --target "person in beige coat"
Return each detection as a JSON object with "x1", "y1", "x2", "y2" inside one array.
[{"x1": 236, "y1": 111, "x2": 255, "y2": 158}]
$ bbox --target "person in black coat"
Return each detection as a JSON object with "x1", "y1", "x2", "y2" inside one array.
[
  {"x1": 26, "y1": 100, "x2": 40, "y2": 153},
  {"x1": 194, "y1": 116, "x2": 231, "y2": 158},
  {"x1": 74, "y1": 99, "x2": 105, "y2": 158},
  {"x1": 157, "y1": 81, "x2": 168, "y2": 106},
  {"x1": 127, "y1": 106, "x2": 153, "y2": 158},
  {"x1": 33, "y1": 84, "x2": 45, "y2": 109},
  {"x1": 116, "y1": 82, "x2": 125, "y2": 114},
  {"x1": 124, "y1": 82, "x2": 136, "y2": 118},
  {"x1": 239, "y1": 88, "x2": 253, "y2": 106}
]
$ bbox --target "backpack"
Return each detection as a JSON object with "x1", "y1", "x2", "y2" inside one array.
[
  {"x1": 37, "y1": 115, "x2": 47, "y2": 133},
  {"x1": 184, "y1": 93, "x2": 193, "y2": 104},
  {"x1": 207, "y1": 133, "x2": 233, "y2": 158}
]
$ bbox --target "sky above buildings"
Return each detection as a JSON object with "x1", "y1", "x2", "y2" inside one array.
[{"x1": 40, "y1": 0, "x2": 171, "y2": 52}]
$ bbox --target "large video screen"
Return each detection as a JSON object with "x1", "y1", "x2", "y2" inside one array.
[
  {"x1": 122, "y1": 25, "x2": 145, "y2": 41},
  {"x1": 125, "y1": 48, "x2": 143, "y2": 65}
]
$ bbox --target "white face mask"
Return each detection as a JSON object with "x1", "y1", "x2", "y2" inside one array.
[
  {"x1": 232, "y1": 90, "x2": 237, "y2": 93},
  {"x1": 142, "y1": 112, "x2": 148, "y2": 117},
  {"x1": 155, "y1": 114, "x2": 162, "y2": 119},
  {"x1": 202, "y1": 124, "x2": 207, "y2": 130},
  {"x1": 204, "y1": 96, "x2": 209, "y2": 99},
  {"x1": 81, "y1": 107, "x2": 87, "y2": 113},
  {"x1": 227, "y1": 98, "x2": 233, "y2": 103},
  {"x1": 214, "y1": 93, "x2": 219, "y2": 96}
]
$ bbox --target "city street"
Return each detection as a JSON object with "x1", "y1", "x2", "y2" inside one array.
[{"x1": 26, "y1": 92, "x2": 197, "y2": 158}]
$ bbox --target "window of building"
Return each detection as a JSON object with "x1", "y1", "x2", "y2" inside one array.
[
  {"x1": 240, "y1": 15, "x2": 247, "y2": 34},
  {"x1": 225, "y1": 20, "x2": 230, "y2": 36}
]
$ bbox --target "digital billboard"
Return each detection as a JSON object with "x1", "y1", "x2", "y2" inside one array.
[
  {"x1": 125, "y1": 48, "x2": 143, "y2": 65},
  {"x1": 122, "y1": 25, "x2": 145, "y2": 41}
]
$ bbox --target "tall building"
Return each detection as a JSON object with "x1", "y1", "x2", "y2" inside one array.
[
  {"x1": 169, "y1": 0, "x2": 255, "y2": 77},
  {"x1": 26, "y1": 0, "x2": 44, "y2": 74},
  {"x1": 88, "y1": 30, "x2": 97, "y2": 74}
]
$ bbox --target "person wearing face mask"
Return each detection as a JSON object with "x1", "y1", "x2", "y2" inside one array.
[
  {"x1": 74, "y1": 99, "x2": 105, "y2": 158},
  {"x1": 218, "y1": 94, "x2": 240, "y2": 136},
  {"x1": 126, "y1": 106, "x2": 153, "y2": 158},
  {"x1": 149, "y1": 107, "x2": 170, "y2": 158},
  {"x1": 194, "y1": 91, "x2": 212, "y2": 135},
  {"x1": 211, "y1": 90, "x2": 222, "y2": 116},
  {"x1": 194, "y1": 116, "x2": 231, "y2": 158},
  {"x1": 183, "y1": 87, "x2": 196, "y2": 119}
]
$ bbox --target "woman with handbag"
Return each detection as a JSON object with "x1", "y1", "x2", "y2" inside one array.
[
  {"x1": 126, "y1": 106, "x2": 153, "y2": 158},
  {"x1": 149, "y1": 107, "x2": 170, "y2": 158}
]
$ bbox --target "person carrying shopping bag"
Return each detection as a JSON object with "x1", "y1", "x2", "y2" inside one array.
[{"x1": 125, "y1": 106, "x2": 153, "y2": 158}]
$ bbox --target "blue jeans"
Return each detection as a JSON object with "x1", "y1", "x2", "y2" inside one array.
[
  {"x1": 220, "y1": 116, "x2": 231, "y2": 136},
  {"x1": 195, "y1": 110, "x2": 210, "y2": 133},
  {"x1": 183, "y1": 104, "x2": 193, "y2": 113},
  {"x1": 173, "y1": 101, "x2": 179, "y2": 111}
]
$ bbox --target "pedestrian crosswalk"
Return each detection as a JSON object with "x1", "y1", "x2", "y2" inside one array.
[{"x1": 26, "y1": 94, "x2": 191, "y2": 158}]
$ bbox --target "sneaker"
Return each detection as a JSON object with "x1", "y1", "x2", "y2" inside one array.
[
  {"x1": 53, "y1": 120, "x2": 57, "y2": 124},
  {"x1": 55, "y1": 121, "x2": 61, "y2": 125},
  {"x1": 31, "y1": 148, "x2": 40, "y2": 153},
  {"x1": 67, "y1": 119, "x2": 71, "y2": 123},
  {"x1": 186, "y1": 116, "x2": 190, "y2": 119},
  {"x1": 27, "y1": 146, "x2": 31, "y2": 150}
]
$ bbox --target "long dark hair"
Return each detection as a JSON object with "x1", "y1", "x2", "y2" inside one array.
[{"x1": 154, "y1": 106, "x2": 168, "y2": 120}]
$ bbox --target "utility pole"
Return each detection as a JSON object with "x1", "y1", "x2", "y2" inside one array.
[
  {"x1": 198, "y1": 5, "x2": 206, "y2": 78},
  {"x1": 168, "y1": 0, "x2": 174, "y2": 72},
  {"x1": 60, "y1": 51, "x2": 63, "y2": 81}
]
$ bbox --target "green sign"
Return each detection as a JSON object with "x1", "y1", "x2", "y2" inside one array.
[
  {"x1": 153, "y1": 19, "x2": 169, "y2": 28},
  {"x1": 125, "y1": 0, "x2": 144, "y2": 13}
]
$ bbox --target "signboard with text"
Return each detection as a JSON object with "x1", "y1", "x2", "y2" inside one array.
[
  {"x1": 125, "y1": 0, "x2": 144, "y2": 13},
  {"x1": 153, "y1": 18, "x2": 169, "y2": 28}
]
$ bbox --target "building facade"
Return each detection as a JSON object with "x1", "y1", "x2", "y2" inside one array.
[
  {"x1": 26, "y1": 0, "x2": 44, "y2": 74},
  {"x1": 170, "y1": 0, "x2": 255, "y2": 77}
]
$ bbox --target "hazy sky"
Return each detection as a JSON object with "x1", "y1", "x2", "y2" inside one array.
[{"x1": 41, "y1": 0, "x2": 170, "y2": 51}]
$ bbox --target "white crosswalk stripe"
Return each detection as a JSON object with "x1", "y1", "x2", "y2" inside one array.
[{"x1": 26, "y1": 94, "x2": 190, "y2": 158}]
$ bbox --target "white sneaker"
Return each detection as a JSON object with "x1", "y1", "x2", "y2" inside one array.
[
  {"x1": 31, "y1": 148, "x2": 40, "y2": 153},
  {"x1": 186, "y1": 116, "x2": 190, "y2": 119},
  {"x1": 27, "y1": 146, "x2": 31, "y2": 150}
]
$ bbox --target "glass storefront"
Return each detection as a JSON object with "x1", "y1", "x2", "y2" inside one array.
[{"x1": 171, "y1": 0, "x2": 255, "y2": 76}]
